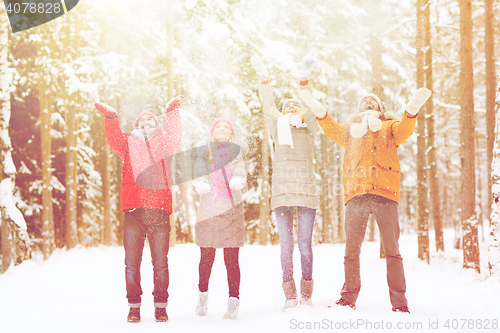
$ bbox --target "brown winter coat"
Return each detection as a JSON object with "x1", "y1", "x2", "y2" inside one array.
[
  {"x1": 317, "y1": 111, "x2": 417, "y2": 204},
  {"x1": 194, "y1": 140, "x2": 248, "y2": 248},
  {"x1": 260, "y1": 84, "x2": 320, "y2": 210}
]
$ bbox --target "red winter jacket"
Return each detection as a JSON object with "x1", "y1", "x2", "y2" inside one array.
[{"x1": 104, "y1": 110, "x2": 182, "y2": 212}]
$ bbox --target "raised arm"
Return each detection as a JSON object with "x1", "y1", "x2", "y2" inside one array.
[
  {"x1": 93, "y1": 102, "x2": 128, "y2": 160},
  {"x1": 299, "y1": 89, "x2": 348, "y2": 147},
  {"x1": 163, "y1": 95, "x2": 184, "y2": 155},
  {"x1": 392, "y1": 88, "x2": 432, "y2": 145},
  {"x1": 259, "y1": 83, "x2": 279, "y2": 140},
  {"x1": 299, "y1": 84, "x2": 320, "y2": 136}
]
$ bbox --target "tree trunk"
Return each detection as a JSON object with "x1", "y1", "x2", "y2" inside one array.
[
  {"x1": 166, "y1": 0, "x2": 176, "y2": 247},
  {"x1": 101, "y1": 119, "x2": 112, "y2": 246},
  {"x1": 489, "y1": 110, "x2": 500, "y2": 276},
  {"x1": 259, "y1": 119, "x2": 270, "y2": 245},
  {"x1": 370, "y1": 34, "x2": 383, "y2": 98},
  {"x1": 368, "y1": 214, "x2": 376, "y2": 242},
  {"x1": 39, "y1": 68, "x2": 55, "y2": 259},
  {"x1": 460, "y1": 0, "x2": 479, "y2": 273},
  {"x1": 337, "y1": 148, "x2": 345, "y2": 243},
  {"x1": 485, "y1": 0, "x2": 496, "y2": 239},
  {"x1": 416, "y1": 0, "x2": 430, "y2": 263},
  {"x1": 0, "y1": 6, "x2": 13, "y2": 273},
  {"x1": 319, "y1": 135, "x2": 330, "y2": 243},
  {"x1": 424, "y1": 0, "x2": 443, "y2": 252},
  {"x1": 65, "y1": 107, "x2": 79, "y2": 249}
]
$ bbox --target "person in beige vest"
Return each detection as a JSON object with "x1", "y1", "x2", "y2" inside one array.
[{"x1": 251, "y1": 55, "x2": 320, "y2": 310}]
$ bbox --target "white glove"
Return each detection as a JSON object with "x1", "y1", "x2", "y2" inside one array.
[
  {"x1": 229, "y1": 177, "x2": 246, "y2": 190},
  {"x1": 405, "y1": 88, "x2": 432, "y2": 115},
  {"x1": 350, "y1": 111, "x2": 382, "y2": 138},
  {"x1": 299, "y1": 56, "x2": 315, "y2": 81},
  {"x1": 250, "y1": 55, "x2": 269, "y2": 81},
  {"x1": 193, "y1": 182, "x2": 210, "y2": 194},
  {"x1": 299, "y1": 89, "x2": 327, "y2": 118},
  {"x1": 289, "y1": 114, "x2": 304, "y2": 127}
]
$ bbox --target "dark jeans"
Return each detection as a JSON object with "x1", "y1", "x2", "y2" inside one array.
[
  {"x1": 341, "y1": 194, "x2": 407, "y2": 308},
  {"x1": 275, "y1": 206, "x2": 316, "y2": 282},
  {"x1": 123, "y1": 208, "x2": 171, "y2": 307},
  {"x1": 198, "y1": 247, "x2": 240, "y2": 298}
]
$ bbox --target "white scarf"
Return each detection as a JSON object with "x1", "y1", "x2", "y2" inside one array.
[
  {"x1": 131, "y1": 128, "x2": 155, "y2": 141},
  {"x1": 277, "y1": 114, "x2": 307, "y2": 149}
]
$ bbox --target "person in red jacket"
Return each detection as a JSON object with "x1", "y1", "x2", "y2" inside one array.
[{"x1": 93, "y1": 95, "x2": 183, "y2": 323}]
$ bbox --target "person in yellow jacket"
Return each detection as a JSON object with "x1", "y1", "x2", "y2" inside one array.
[{"x1": 299, "y1": 88, "x2": 432, "y2": 314}]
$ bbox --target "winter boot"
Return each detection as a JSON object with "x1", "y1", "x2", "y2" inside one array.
[
  {"x1": 196, "y1": 290, "x2": 209, "y2": 316},
  {"x1": 250, "y1": 55, "x2": 269, "y2": 82},
  {"x1": 282, "y1": 279, "x2": 298, "y2": 311},
  {"x1": 223, "y1": 297, "x2": 240, "y2": 320},
  {"x1": 393, "y1": 306, "x2": 410, "y2": 314},
  {"x1": 335, "y1": 298, "x2": 356, "y2": 310},
  {"x1": 154, "y1": 308, "x2": 168, "y2": 322},
  {"x1": 300, "y1": 278, "x2": 314, "y2": 306},
  {"x1": 299, "y1": 55, "x2": 315, "y2": 83},
  {"x1": 127, "y1": 307, "x2": 140, "y2": 323}
]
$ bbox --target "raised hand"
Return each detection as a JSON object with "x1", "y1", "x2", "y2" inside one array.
[
  {"x1": 93, "y1": 102, "x2": 118, "y2": 119},
  {"x1": 405, "y1": 88, "x2": 432, "y2": 115},
  {"x1": 166, "y1": 94, "x2": 184, "y2": 113},
  {"x1": 194, "y1": 181, "x2": 210, "y2": 195},
  {"x1": 250, "y1": 55, "x2": 269, "y2": 81},
  {"x1": 229, "y1": 177, "x2": 246, "y2": 190},
  {"x1": 299, "y1": 56, "x2": 315, "y2": 82}
]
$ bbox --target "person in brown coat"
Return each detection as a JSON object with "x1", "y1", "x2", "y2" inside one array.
[
  {"x1": 192, "y1": 118, "x2": 248, "y2": 320},
  {"x1": 251, "y1": 55, "x2": 319, "y2": 310},
  {"x1": 300, "y1": 87, "x2": 431, "y2": 314}
]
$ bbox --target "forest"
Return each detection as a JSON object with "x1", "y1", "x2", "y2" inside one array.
[{"x1": 0, "y1": 0, "x2": 499, "y2": 277}]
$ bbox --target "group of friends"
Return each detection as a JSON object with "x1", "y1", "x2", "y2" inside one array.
[{"x1": 92, "y1": 55, "x2": 432, "y2": 323}]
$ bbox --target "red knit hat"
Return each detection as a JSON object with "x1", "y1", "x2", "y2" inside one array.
[{"x1": 134, "y1": 111, "x2": 159, "y2": 128}]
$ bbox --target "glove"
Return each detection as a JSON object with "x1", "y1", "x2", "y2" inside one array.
[
  {"x1": 194, "y1": 182, "x2": 210, "y2": 194},
  {"x1": 405, "y1": 88, "x2": 432, "y2": 115},
  {"x1": 289, "y1": 114, "x2": 304, "y2": 127},
  {"x1": 166, "y1": 94, "x2": 183, "y2": 113},
  {"x1": 229, "y1": 177, "x2": 246, "y2": 190},
  {"x1": 350, "y1": 111, "x2": 382, "y2": 138},
  {"x1": 93, "y1": 102, "x2": 117, "y2": 118},
  {"x1": 299, "y1": 89, "x2": 327, "y2": 118},
  {"x1": 250, "y1": 55, "x2": 269, "y2": 81},
  {"x1": 299, "y1": 55, "x2": 315, "y2": 81}
]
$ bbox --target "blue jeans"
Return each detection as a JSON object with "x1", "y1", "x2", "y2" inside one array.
[
  {"x1": 123, "y1": 208, "x2": 171, "y2": 307},
  {"x1": 275, "y1": 206, "x2": 316, "y2": 282}
]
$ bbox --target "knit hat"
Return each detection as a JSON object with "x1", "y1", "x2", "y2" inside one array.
[
  {"x1": 210, "y1": 118, "x2": 236, "y2": 137},
  {"x1": 358, "y1": 94, "x2": 383, "y2": 113},
  {"x1": 281, "y1": 99, "x2": 302, "y2": 113},
  {"x1": 134, "y1": 111, "x2": 159, "y2": 129}
]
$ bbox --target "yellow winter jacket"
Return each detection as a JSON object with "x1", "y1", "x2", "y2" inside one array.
[{"x1": 317, "y1": 111, "x2": 418, "y2": 204}]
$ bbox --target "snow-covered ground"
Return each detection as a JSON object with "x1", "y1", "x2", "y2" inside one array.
[{"x1": 1, "y1": 229, "x2": 499, "y2": 333}]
